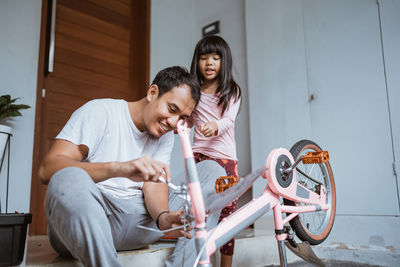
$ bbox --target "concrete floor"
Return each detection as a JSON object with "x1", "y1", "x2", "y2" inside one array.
[{"x1": 24, "y1": 216, "x2": 400, "y2": 267}]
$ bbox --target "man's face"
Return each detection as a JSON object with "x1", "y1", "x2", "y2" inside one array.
[{"x1": 143, "y1": 85, "x2": 195, "y2": 138}]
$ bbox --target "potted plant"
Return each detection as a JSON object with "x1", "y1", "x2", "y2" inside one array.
[
  {"x1": 0, "y1": 94, "x2": 31, "y2": 120},
  {"x1": 0, "y1": 94, "x2": 31, "y2": 160},
  {"x1": 0, "y1": 94, "x2": 32, "y2": 266}
]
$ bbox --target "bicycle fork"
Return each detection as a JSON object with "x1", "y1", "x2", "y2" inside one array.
[
  {"x1": 276, "y1": 228, "x2": 297, "y2": 267},
  {"x1": 273, "y1": 203, "x2": 295, "y2": 267},
  {"x1": 277, "y1": 240, "x2": 288, "y2": 267}
]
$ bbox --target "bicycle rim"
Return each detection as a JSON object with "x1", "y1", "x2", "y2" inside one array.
[{"x1": 285, "y1": 140, "x2": 336, "y2": 245}]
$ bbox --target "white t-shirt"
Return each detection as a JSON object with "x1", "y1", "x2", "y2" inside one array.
[{"x1": 56, "y1": 99, "x2": 174, "y2": 198}]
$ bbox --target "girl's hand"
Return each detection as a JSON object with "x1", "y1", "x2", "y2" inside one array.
[{"x1": 200, "y1": 121, "x2": 218, "y2": 137}]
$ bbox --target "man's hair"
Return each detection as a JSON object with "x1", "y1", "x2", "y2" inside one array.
[{"x1": 151, "y1": 66, "x2": 201, "y2": 105}]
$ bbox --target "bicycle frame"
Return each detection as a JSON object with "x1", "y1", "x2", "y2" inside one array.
[{"x1": 176, "y1": 121, "x2": 330, "y2": 267}]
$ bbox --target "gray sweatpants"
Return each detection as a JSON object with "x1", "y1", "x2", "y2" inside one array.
[{"x1": 45, "y1": 160, "x2": 225, "y2": 267}]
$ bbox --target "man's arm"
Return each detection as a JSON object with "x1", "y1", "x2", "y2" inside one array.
[
  {"x1": 39, "y1": 139, "x2": 118, "y2": 184},
  {"x1": 39, "y1": 139, "x2": 171, "y2": 185},
  {"x1": 142, "y1": 182, "x2": 169, "y2": 221},
  {"x1": 142, "y1": 182, "x2": 192, "y2": 238}
]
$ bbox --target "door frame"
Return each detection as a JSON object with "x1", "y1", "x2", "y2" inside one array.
[{"x1": 29, "y1": 0, "x2": 150, "y2": 235}]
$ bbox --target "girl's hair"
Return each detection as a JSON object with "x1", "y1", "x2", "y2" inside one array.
[{"x1": 190, "y1": 35, "x2": 241, "y2": 115}]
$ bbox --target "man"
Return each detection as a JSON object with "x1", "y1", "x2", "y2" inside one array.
[{"x1": 39, "y1": 66, "x2": 226, "y2": 267}]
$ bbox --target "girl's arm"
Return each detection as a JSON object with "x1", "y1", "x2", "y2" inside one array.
[{"x1": 214, "y1": 97, "x2": 241, "y2": 135}]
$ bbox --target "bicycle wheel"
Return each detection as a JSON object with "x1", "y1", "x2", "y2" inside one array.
[{"x1": 284, "y1": 139, "x2": 336, "y2": 245}]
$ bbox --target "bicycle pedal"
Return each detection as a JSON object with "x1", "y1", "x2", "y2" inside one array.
[
  {"x1": 215, "y1": 175, "x2": 239, "y2": 193},
  {"x1": 302, "y1": 151, "x2": 329, "y2": 164}
]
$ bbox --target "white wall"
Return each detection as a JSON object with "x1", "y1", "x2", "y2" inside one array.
[
  {"x1": 245, "y1": 0, "x2": 312, "y2": 197},
  {"x1": 381, "y1": 0, "x2": 400, "y2": 204},
  {"x1": 0, "y1": 0, "x2": 41, "y2": 213},
  {"x1": 150, "y1": 0, "x2": 196, "y2": 77},
  {"x1": 150, "y1": 0, "x2": 196, "y2": 177},
  {"x1": 245, "y1": 0, "x2": 400, "y2": 249},
  {"x1": 151, "y1": 0, "x2": 251, "y2": 178}
]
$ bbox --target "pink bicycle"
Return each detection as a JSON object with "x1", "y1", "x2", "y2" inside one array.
[{"x1": 173, "y1": 120, "x2": 336, "y2": 267}]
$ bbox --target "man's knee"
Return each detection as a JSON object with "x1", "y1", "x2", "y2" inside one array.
[
  {"x1": 46, "y1": 167, "x2": 98, "y2": 216},
  {"x1": 48, "y1": 167, "x2": 93, "y2": 195},
  {"x1": 197, "y1": 160, "x2": 226, "y2": 179},
  {"x1": 196, "y1": 160, "x2": 226, "y2": 198}
]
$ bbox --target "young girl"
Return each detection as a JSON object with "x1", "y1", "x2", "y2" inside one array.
[{"x1": 189, "y1": 35, "x2": 241, "y2": 267}]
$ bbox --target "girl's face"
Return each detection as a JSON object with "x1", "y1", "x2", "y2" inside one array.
[{"x1": 198, "y1": 52, "x2": 221, "y2": 81}]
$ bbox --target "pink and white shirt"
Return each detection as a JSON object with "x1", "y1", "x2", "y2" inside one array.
[{"x1": 188, "y1": 91, "x2": 241, "y2": 161}]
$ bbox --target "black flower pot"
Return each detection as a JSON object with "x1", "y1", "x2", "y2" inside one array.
[{"x1": 0, "y1": 213, "x2": 32, "y2": 266}]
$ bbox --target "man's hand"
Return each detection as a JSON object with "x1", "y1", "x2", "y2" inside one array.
[
  {"x1": 200, "y1": 121, "x2": 218, "y2": 137},
  {"x1": 158, "y1": 210, "x2": 193, "y2": 239},
  {"x1": 116, "y1": 155, "x2": 171, "y2": 182}
]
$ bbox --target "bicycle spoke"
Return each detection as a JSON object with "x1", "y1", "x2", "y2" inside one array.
[
  {"x1": 293, "y1": 149, "x2": 332, "y2": 235},
  {"x1": 284, "y1": 140, "x2": 335, "y2": 244},
  {"x1": 307, "y1": 163, "x2": 315, "y2": 177}
]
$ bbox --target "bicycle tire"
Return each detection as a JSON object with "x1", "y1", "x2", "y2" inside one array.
[{"x1": 284, "y1": 139, "x2": 336, "y2": 245}]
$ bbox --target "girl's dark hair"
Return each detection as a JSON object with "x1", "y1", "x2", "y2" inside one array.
[
  {"x1": 190, "y1": 35, "x2": 241, "y2": 115},
  {"x1": 152, "y1": 66, "x2": 201, "y2": 105}
]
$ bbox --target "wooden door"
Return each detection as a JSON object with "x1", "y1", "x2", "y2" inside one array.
[{"x1": 29, "y1": 0, "x2": 150, "y2": 235}]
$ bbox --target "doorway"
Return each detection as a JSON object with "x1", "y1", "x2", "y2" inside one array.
[{"x1": 29, "y1": 0, "x2": 150, "y2": 235}]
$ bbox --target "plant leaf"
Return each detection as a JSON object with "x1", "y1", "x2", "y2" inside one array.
[
  {"x1": 9, "y1": 98, "x2": 19, "y2": 104},
  {"x1": 0, "y1": 95, "x2": 30, "y2": 119},
  {"x1": 11, "y1": 104, "x2": 31, "y2": 110},
  {"x1": 0, "y1": 95, "x2": 11, "y2": 102},
  {"x1": 7, "y1": 109, "x2": 22, "y2": 117},
  {"x1": 0, "y1": 96, "x2": 9, "y2": 107}
]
